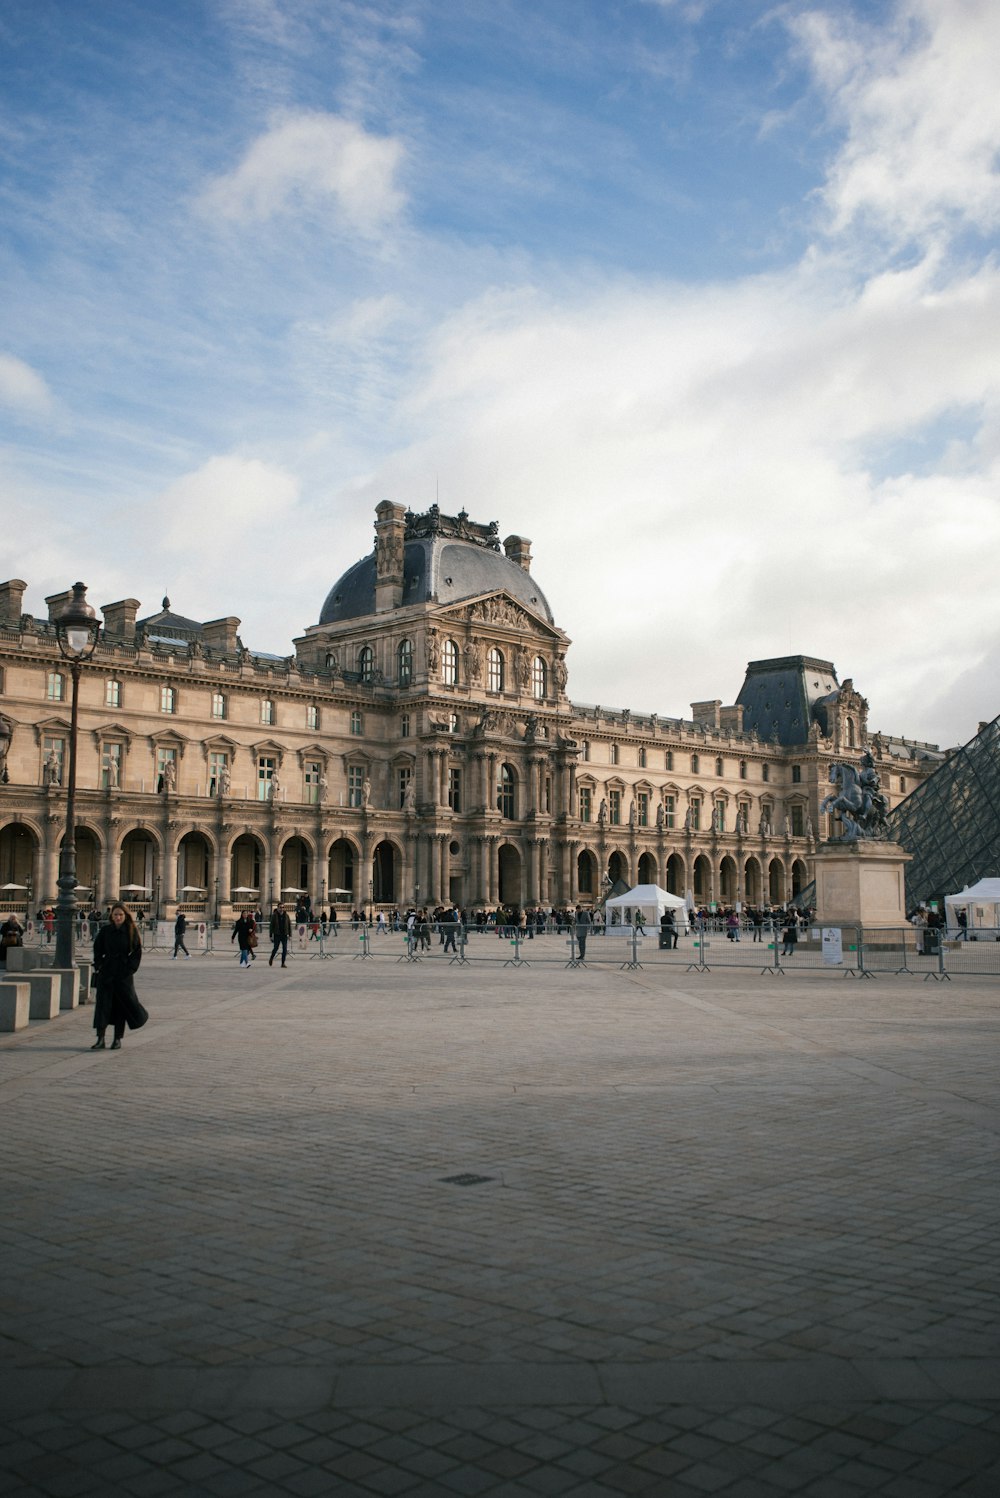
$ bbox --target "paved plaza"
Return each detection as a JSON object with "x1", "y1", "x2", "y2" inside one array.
[{"x1": 1, "y1": 938, "x2": 999, "y2": 1496}]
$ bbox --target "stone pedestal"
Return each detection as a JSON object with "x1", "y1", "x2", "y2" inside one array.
[
  {"x1": 813, "y1": 840, "x2": 911, "y2": 930},
  {"x1": 0, "y1": 981, "x2": 30, "y2": 1032}
]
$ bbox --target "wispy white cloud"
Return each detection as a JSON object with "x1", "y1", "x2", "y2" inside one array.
[
  {"x1": 793, "y1": 0, "x2": 1000, "y2": 251},
  {"x1": 197, "y1": 111, "x2": 406, "y2": 237},
  {"x1": 0, "y1": 352, "x2": 53, "y2": 417}
]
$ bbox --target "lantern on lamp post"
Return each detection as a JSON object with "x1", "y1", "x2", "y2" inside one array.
[{"x1": 53, "y1": 583, "x2": 101, "y2": 973}]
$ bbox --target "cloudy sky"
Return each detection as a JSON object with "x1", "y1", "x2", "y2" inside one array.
[{"x1": 1, "y1": 0, "x2": 997, "y2": 748}]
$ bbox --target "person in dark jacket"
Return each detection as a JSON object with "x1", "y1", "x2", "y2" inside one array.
[
  {"x1": 91, "y1": 903, "x2": 143, "y2": 1050},
  {"x1": 269, "y1": 904, "x2": 292, "y2": 967},
  {"x1": 575, "y1": 905, "x2": 592, "y2": 961},
  {"x1": 231, "y1": 911, "x2": 256, "y2": 967},
  {"x1": 172, "y1": 911, "x2": 190, "y2": 959}
]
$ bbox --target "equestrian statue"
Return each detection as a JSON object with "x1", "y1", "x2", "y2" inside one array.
[{"x1": 819, "y1": 751, "x2": 891, "y2": 842}]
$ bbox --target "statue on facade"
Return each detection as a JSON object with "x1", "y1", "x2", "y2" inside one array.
[
  {"x1": 162, "y1": 758, "x2": 176, "y2": 792},
  {"x1": 805, "y1": 815, "x2": 814, "y2": 839},
  {"x1": 361, "y1": 776, "x2": 372, "y2": 808},
  {"x1": 820, "y1": 752, "x2": 890, "y2": 841},
  {"x1": 318, "y1": 774, "x2": 328, "y2": 804},
  {"x1": 628, "y1": 799, "x2": 636, "y2": 827},
  {"x1": 598, "y1": 797, "x2": 608, "y2": 826},
  {"x1": 269, "y1": 769, "x2": 280, "y2": 800},
  {"x1": 759, "y1": 811, "x2": 771, "y2": 836},
  {"x1": 403, "y1": 778, "x2": 416, "y2": 812},
  {"x1": 683, "y1": 806, "x2": 692, "y2": 832},
  {"x1": 42, "y1": 749, "x2": 60, "y2": 787},
  {"x1": 426, "y1": 631, "x2": 439, "y2": 673},
  {"x1": 219, "y1": 764, "x2": 231, "y2": 796},
  {"x1": 553, "y1": 654, "x2": 568, "y2": 692},
  {"x1": 107, "y1": 756, "x2": 120, "y2": 789},
  {"x1": 655, "y1": 801, "x2": 665, "y2": 829},
  {"x1": 464, "y1": 640, "x2": 483, "y2": 684}
]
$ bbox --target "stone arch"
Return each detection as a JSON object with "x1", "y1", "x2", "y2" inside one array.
[
  {"x1": 177, "y1": 830, "x2": 213, "y2": 901},
  {"x1": 665, "y1": 851, "x2": 685, "y2": 896},
  {"x1": 372, "y1": 838, "x2": 400, "y2": 905},
  {"x1": 744, "y1": 856, "x2": 763, "y2": 905},
  {"x1": 498, "y1": 841, "x2": 522, "y2": 906},
  {"x1": 119, "y1": 826, "x2": 161, "y2": 907},
  {"x1": 326, "y1": 836, "x2": 359, "y2": 908},
  {"x1": 577, "y1": 847, "x2": 597, "y2": 897},
  {"x1": 230, "y1": 831, "x2": 265, "y2": 903},
  {"x1": 637, "y1": 850, "x2": 657, "y2": 884},
  {"x1": 693, "y1": 853, "x2": 712, "y2": 903},
  {"x1": 791, "y1": 858, "x2": 809, "y2": 899},
  {"x1": 0, "y1": 820, "x2": 40, "y2": 910},
  {"x1": 719, "y1": 855, "x2": 738, "y2": 904},
  {"x1": 279, "y1": 833, "x2": 315, "y2": 903},
  {"x1": 607, "y1": 849, "x2": 629, "y2": 888},
  {"x1": 768, "y1": 857, "x2": 785, "y2": 903}
]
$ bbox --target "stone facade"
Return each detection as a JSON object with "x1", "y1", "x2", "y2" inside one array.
[{"x1": 0, "y1": 505, "x2": 945, "y2": 919}]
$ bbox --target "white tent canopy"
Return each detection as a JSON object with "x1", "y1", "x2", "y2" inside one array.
[
  {"x1": 605, "y1": 884, "x2": 688, "y2": 929},
  {"x1": 944, "y1": 878, "x2": 1000, "y2": 935}
]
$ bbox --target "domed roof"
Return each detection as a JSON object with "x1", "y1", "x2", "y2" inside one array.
[{"x1": 319, "y1": 510, "x2": 555, "y2": 626}]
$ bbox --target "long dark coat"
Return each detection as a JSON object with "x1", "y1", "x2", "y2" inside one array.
[{"x1": 93, "y1": 923, "x2": 143, "y2": 1032}]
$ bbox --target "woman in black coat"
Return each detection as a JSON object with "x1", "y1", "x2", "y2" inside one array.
[{"x1": 92, "y1": 903, "x2": 144, "y2": 1050}]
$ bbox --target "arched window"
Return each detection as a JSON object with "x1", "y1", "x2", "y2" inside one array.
[
  {"x1": 397, "y1": 639, "x2": 413, "y2": 686},
  {"x1": 715, "y1": 757, "x2": 724, "y2": 777},
  {"x1": 358, "y1": 645, "x2": 374, "y2": 683},
  {"x1": 610, "y1": 743, "x2": 619, "y2": 765},
  {"x1": 846, "y1": 716, "x2": 856, "y2": 747},
  {"x1": 691, "y1": 753, "x2": 700, "y2": 774},
  {"x1": 442, "y1": 638, "x2": 458, "y2": 685},
  {"x1": 739, "y1": 760, "x2": 747, "y2": 779},
  {"x1": 498, "y1": 763, "x2": 516, "y2": 818},
  {"x1": 531, "y1": 656, "x2": 546, "y2": 699},
  {"x1": 487, "y1": 647, "x2": 504, "y2": 693}
]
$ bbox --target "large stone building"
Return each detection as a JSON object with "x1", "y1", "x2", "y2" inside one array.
[{"x1": 0, "y1": 503, "x2": 945, "y2": 921}]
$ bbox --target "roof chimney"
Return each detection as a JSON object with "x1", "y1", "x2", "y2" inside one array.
[{"x1": 503, "y1": 535, "x2": 532, "y2": 572}]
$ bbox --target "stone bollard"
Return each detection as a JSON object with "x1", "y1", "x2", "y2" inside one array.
[
  {"x1": 76, "y1": 961, "x2": 93, "y2": 1004},
  {"x1": 0, "y1": 980, "x2": 31, "y2": 1032},
  {"x1": 46, "y1": 969, "x2": 80, "y2": 1011},
  {"x1": 24, "y1": 972, "x2": 62, "y2": 1020}
]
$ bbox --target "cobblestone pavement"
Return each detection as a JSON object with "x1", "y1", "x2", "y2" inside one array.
[{"x1": 2, "y1": 940, "x2": 998, "y2": 1495}]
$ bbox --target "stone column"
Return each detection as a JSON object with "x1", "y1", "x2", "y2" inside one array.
[
  {"x1": 101, "y1": 821, "x2": 119, "y2": 908},
  {"x1": 40, "y1": 810, "x2": 60, "y2": 905},
  {"x1": 439, "y1": 834, "x2": 450, "y2": 904},
  {"x1": 486, "y1": 836, "x2": 498, "y2": 904}
]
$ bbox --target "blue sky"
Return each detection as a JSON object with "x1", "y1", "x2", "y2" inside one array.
[{"x1": 1, "y1": 0, "x2": 998, "y2": 747}]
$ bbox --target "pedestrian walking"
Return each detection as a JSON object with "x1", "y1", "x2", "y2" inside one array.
[
  {"x1": 781, "y1": 916, "x2": 798, "y2": 957},
  {"x1": 172, "y1": 911, "x2": 190, "y2": 958},
  {"x1": 269, "y1": 904, "x2": 292, "y2": 967},
  {"x1": 91, "y1": 903, "x2": 146, "y2": 1050},
  {"x1": 232, "y1": 911, "x2": 256, "y2": 968}
]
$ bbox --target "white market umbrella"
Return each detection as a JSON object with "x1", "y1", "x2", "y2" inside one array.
[
  {"x1": 1, "y1": 881, "x2": 27, "y2": 890},
  {"x1": 120, "y1": 884, "x2": 151, "y2": 892}
]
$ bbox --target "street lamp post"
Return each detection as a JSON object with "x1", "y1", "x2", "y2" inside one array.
[{"x1": 53, "y1": 583, "x2": 101, "y2": 973}]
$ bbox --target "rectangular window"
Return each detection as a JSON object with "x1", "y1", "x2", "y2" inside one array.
[
  {"x1": 101, "y1": 741, "x2": 122, "y2": 789},
  {"x1": 42, "y1": 735, "x2": 65, "y2": 784},
  {"x1": 211, "y1": 691, "x2": 226, "y2": 719},
  {"x1": 105, "y1": 679, "x2": 121, "y2": 708},
  {"x1": 47, "y1": 671, "x2": 64, "y2": 701},
  {"x1": 579, "y1": 786, "x2": 593, "y2": 822},
  {"x1": 257, "y1": 756, "x2": 275, "y2": 801},
  {"x1": 665, "y1": 750, "x2": 674, "y2": 771},
  {"x1": 791, "y1": 804, "x2": 804, "y2": 836},
  {"x1": 208, "y1": 751, "x2": 228, "y2": 795},
  {"x1": 714, "y1": 800, "x2": 726, "y2": 832},
  {"x1": 398, "y1": 767, "x2": 413, "y2": 808},
  {"x1": 690, "y1": 796, "x2": 702, "y2": 831},
  {"x1": 305, "y1": 759, "x2": 322, "y2": 805},
  {"x1": 637, "y1": 791, "x2": 649, "y2": 827},
  {"x1": 762, "y1": 763, "x2": 770, "y2": 782},
  {"x1": 306, "y1": 705, "x2": 319, "y2": 730},
  {"x1": 448, "y1": 767, "x2": 462, "y2": 812},
  {"x1": 582, "y1": 742, "x2": 590, "y2": 761},
  {"x1": 260, "y1": 699, "x2": 274, "y2": 725},
  {"x1": 350, "y1": 711, "x2": 363, "y2": 736},
  {"x1": 663, "y1": 794, "x2": 675, "y2": 829},
  {"x1": 638, "y1": 747, "x2": 647, "y2": 768},
  {"x1": 791, "y1": 764, "x2": 802, "y2": 784},
  {"x1": 160, "y1": 685, "x2": 176, "y2": 714},
  {"x1": 348, "y1": 766, "x2": 364, "y2": 808},
  {"x1": 400, "y1": 713, "x2": 410, "y2": 738},
  {"x1": 609, "y1": 788, "x2": 622, "y2": 825}
]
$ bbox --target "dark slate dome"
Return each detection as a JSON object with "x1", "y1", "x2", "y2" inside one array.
[{"x1": 319, "y1": 511, "x2": 555, "y2": 626}]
